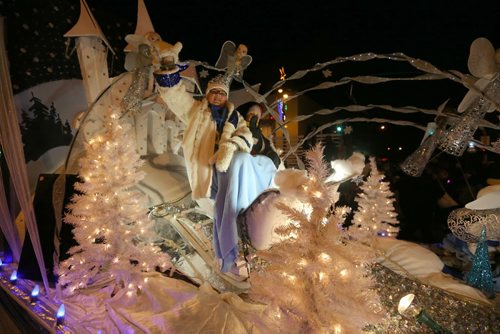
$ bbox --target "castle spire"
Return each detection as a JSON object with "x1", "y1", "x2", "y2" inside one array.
[
  {"x1": 64, "y1": 0, "x2": 114, "y2": 106},
  {"x1": 64, "y1": 0, "x2": 115, "y2": 55},
  {"x1": 125, "y1": 0, "x2": 156, "y2": 52},
  {"x1": 134, "y1": 0, "x2": 155, "y2": 35}
]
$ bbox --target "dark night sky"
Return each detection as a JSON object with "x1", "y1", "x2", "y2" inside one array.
[
  {"x1": 143, "y1": 1, "x2": 500, "y2": 91},
  {"x1": 1, "y1": 0, "x2": 499, "y2": 158},
  {"x1": 3, "y1": 0, "x2": 500, "y2": 92}
]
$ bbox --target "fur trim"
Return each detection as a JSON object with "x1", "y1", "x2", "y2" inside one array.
[
  {"x1": 229, "y1": 135, "x2": 252, "y2": 153},
  {"x1": 220, "y1": 111, "x2": 253, "y2": 152},
  {"x1": 233, "y1": 124, "x2": 253, "y2": 143},
  {"x1": 215, "y1": 141, "x2": 237, "y2": 172},
  {"x1": 218, "y1": 108, "x2": 252, "y2": 153},
  {"x1": 220, "y1": 114, "x2": 236, "y2": 143}
]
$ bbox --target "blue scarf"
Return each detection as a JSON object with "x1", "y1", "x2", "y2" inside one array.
[{"x1": 210, "y1": 105, "x2": 228, "y2": 134}]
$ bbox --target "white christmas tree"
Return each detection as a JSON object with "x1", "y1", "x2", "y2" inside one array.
[
  {"x1": 249, "y1": 144, "x2": 385, "y2": 333},
  {"x1": 351, "y1": 156, "x2": 399, "y2": 239},
  {"x1": 57, "y1": 110, "x2": 172, "y2": 296}
]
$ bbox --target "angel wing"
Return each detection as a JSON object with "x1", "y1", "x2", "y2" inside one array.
[
  {"x1": 238, "y1": 54, "x2": 252, "y2": 70},
  {"x1": 215, "y1": 40, "x2": 237, "y2": 69},
  {"x1": 468, "y1": 37, "x2": 497, "y2": 78},
  {"x1": 458, "y1": 37, "x2": 499, "y2": 113},
  {"x1": 230, "y1": 54, "x2": 253, "y2": 80}
]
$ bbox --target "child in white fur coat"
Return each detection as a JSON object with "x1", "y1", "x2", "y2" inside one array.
[{"x1": 157, "y1": 72, "x2": 277, "y2": 275}]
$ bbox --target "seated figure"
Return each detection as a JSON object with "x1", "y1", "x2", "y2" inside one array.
[
  {"x1": 242, "y1": 103, "x2": 281, "y2": 169},
  {"x1": 156, "y1": 64, "x2": 277, "y2": 276}
]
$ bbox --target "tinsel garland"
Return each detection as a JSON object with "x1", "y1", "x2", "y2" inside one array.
[{"x1": 367, "y1": 263, "x2": 498, "y2": 333}]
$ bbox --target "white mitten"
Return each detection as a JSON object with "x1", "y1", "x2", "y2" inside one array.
[{"x1": 211, "y1": 142, "x2": 237, "y2": 173}]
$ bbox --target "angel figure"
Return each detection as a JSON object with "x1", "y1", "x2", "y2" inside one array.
[
  {"x1": 458, "y1": 37, "x2": 500, "y2": 114},
  {"x1": 215, "y1": 41, "x2": 253, "y2": 81},
  {"x1": 439, "y1": 37, "x2": 500, "y2": 156}
]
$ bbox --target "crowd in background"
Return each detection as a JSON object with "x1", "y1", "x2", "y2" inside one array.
[{"x1": 333, "y1": 147, "x2": 499, "y2": 244}]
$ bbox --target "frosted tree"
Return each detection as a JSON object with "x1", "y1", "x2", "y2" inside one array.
[
  {"x1": 351, "y1": 156, "x2": 399, "y2": 240},
  {"x1": 465, "y1": 227, "x2": 495, "y2": 298},
  {"x1": 249, "y1": 144, "x2": 385, "y2": 333},
  {"x1": 57, "y1": 110, "x2": 172, "y2": 296}
]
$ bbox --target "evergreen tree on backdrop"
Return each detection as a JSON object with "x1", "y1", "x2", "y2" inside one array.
[
  {"x1": 57, "y1": 110, "x2": 172, "y2": 296},
  {"x1": 21, "y1": 93, "x2": 73, "y2": 161}
]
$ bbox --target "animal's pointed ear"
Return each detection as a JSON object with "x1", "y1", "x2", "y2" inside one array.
[
  {"x1": 173, "y1": 42, "x2": 183, "y2": 54},
  {"x1": 125, "y1": 34, "x2": 148, "y2": 50},
  {"x1": 468, "y1": 37, "x2": 497, "y2": 78}
]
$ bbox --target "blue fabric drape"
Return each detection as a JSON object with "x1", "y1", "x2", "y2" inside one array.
[{"x1": 211, "y1": 152, "x2": 276, "y2": 272}]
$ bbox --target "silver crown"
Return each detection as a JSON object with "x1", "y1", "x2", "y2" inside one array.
[
  {"x1": 206, "y1": 73, "x2": 232, "y2": 95},
  {"x1": 208, "y1": 73, "x2": 231, "y2": 88}
]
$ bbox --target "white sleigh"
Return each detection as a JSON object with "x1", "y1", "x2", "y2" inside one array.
[{"x1": 148, "y1": 152, "x2": 366, "y2": 292}]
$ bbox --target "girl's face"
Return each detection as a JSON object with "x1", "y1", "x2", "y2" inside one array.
[{"x1": 207, "y1": 89, "x2": 228, "y2": 107}]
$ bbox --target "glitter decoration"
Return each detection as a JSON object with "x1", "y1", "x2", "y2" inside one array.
[
  {"x1": 397, "y1": 294, "x2": 452, "y2": 333},
  {"x1": 184, "y1": 210, "x2": 211, "y2": 223},
  {"x1": 465, "y1": 227, "x2": 495, "y2": 298},
  {"x1": 447, "y1": 207, "x2": 500, "y2": 243},
  {"x1": 149, "y1": 203, "x2": 183, "y2": 218},
  {"x1": 121, "y1": 65, "x2": 150, "y2": 116},
  {"x1": 150, "y1": 204, "x2": 248, "y2": 293},
  {"x1": 154, "y1": 64, "x2": 189, "y2": 88},
  {"x1": 368, "y1": 264, "x2": 499, "y2": 333},
  {"x1": 400, "y1": 128, "x2": 444, "y2": 177},
  {"x1": 438, "y1": 76, "x2": 500, "y2": 156}
]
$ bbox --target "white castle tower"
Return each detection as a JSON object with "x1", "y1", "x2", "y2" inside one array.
[
  {"x1": 65, "y1": 0, "x2": 175, "y2": 157},
  {"x1": 64, "y1": 0, "x2": 114, "y2": 106}
]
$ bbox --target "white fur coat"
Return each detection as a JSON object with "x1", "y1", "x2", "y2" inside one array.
[{"x1": 159, "y1": 83, "x2": 252, "y2": 199}]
